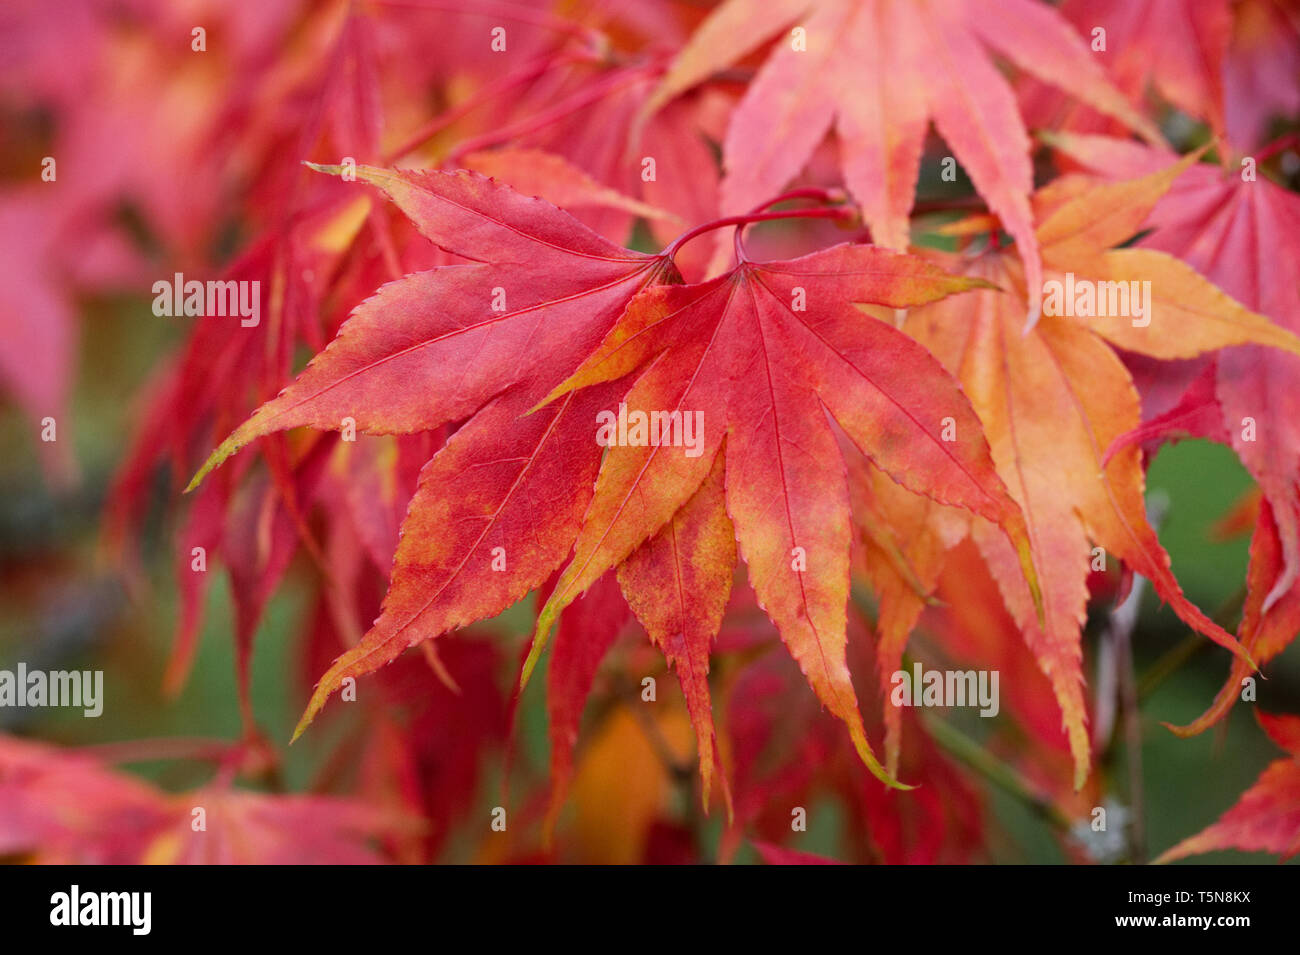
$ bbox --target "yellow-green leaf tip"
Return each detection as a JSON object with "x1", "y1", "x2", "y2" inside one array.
[
  {"x1": 183, "y1": 437, "x2": 243, "y2": 494},
  {"x1": 304, "y1": 161, "x2": 343, "y2": 176}
]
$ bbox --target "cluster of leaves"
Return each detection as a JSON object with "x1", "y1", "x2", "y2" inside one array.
[{"x1": 3, "y1": 0, "x2": 1300, "y2": 863}]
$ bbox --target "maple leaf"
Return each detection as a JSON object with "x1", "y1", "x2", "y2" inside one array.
[
  {"x1": 1155, "y1": 711, "x2": 1300, "y2": 863},
  {"x1": 143, "y1": 786, "x2": 417, "y2": 865},
  {"x1": 526, "y1": 237, "x2": 1038, "y2": 789},
  {"x1": 1048, "y1": 133, "x2": 1300, "y2": 734},
  {"x1": 0, "y1": 734, "x2": 415, "y2": 864},
  {"x1": 0, "y1": 734, "x2": 169, "y2": 864},
  {"x1": 183, "y1": 166, "x2": 678, "y2": 733},
  {"x1": 645, "y1": 0, "x2": 1161, "y2": 322},
  {"x1": 1020, "y1": 0, "x2": 1300, "y2": 151},
  {"x1": 617, "y1": 451, "x2": 735, "y2": 810},
  {"x1": 187, "y1": 164, "x2": 675, "y2": 488},
  {"x1": 186, "y1": 152, "x2": 1025, "y2": 797},
  {"x1": 1162, "y1": 494, "x2": 1300, "y2": 738},
  {"x1": 462, "y1": 147, "x2": 683, "y2": 228},
  {"x1": 890, "y1": 150, "x2": 1300, "y2": 786},
  {"x1": 1018, "y1": 0, "x2": 1231, "y2": 141}
]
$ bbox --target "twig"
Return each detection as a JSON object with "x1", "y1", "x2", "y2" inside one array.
[
  {"x1": 1102, "y1": 572, "x2": 1149, "y2": 863},
  {"x1": 920, "y1": 712, "x2": 1074, "y2": 832},
  {"x1": 78, "y1": 736, "x2": 235, "y2": 765},
  {"x1": 628, "y1": 689, "x2": 693, "y2": 784},
  {"x1": 1096, "y1": 494, "x2": 1168, "y2": 863}
]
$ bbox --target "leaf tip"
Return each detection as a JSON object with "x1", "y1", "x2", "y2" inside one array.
[
  {"x1": 1021, "y1": 544, "x2": 1046, "y2": 630},
  {"x1": 524, "y1": 387, "x2": 565, "y2": 418},
  {"x1": 183, "y1": 453, "x2": 222, "y2": 495},
  {"x1": 184, "y1": 442, "x2": 238, "y2": 495},
  {"x1": 850, "y1": 726, "x2": 913, "y2": 790},
  {"x1": 292, "y1": 672, "x2": 343, "y2": 743},
  {"x1": 518, "y1": 626, "x2": 550, "y2": 692}
]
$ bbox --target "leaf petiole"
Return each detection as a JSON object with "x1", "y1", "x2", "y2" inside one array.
[{"x1": 662, "y1": 205, "x2": 853, "y2": 262}]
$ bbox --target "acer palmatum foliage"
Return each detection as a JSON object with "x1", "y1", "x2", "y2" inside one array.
[{"x1": 2, "y1": 0, "x2": 1299, "y2": 865}]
